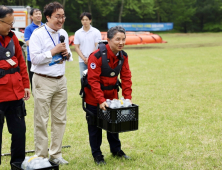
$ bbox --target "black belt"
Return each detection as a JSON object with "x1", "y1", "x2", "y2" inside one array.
[
  {"x1": 35, "y1": 73, "x2": 63, "y2": 79},
  {"x1": 0, "y1": 66, "x2": 20, "y2": 78}
]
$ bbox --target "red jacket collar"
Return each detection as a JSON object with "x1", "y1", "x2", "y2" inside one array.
[
  {"x1": 106, "y1": 44, "x2": 118, "y2": 59},
  {"x1": 0, "y1": 31, "x2": 14, "y2": 47}
]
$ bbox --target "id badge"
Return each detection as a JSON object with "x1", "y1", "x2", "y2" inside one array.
[{"x1": 6, "y1": 59, "x2": 16, "y2": 66}]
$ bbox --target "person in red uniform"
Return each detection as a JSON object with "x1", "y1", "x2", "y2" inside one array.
[
  {"x1": 85, "y1": 26, "x2": 132, "y2": 165},
  {"x1": 0, "y1": 6, "x2": 30, "y2": 167}
]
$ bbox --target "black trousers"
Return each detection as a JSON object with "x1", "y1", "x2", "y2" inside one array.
[
  {"x1": 27, "y1": 60, "x2": 34, "y2": 91},
  {"x1": 0, "y1": 99, "x2": 26, "y2": 166},
  {"x1": 86, "y1": 103, "x2": 121, "y2": 157}
]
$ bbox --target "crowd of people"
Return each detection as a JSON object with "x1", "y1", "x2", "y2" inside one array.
[{"x1": 0, "y1": 1, "x2": 133, "y2": 168}]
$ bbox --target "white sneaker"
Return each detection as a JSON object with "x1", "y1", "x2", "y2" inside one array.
[{"x1": 49, "y1": 157, "x2": 68, "y2": 165}]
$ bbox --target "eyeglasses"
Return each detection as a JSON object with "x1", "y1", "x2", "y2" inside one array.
[
  {"x1": 53, "y1": 16, "x2": 66, "y2": 20},
  {"x1": 0, "y1": 20, "x2": 15, "y2": 26}
]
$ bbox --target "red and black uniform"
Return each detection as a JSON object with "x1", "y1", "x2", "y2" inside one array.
[
  {"x1": 85, "y1": 44, "x2": 132, "y2": 158},
  {"x1": 0, "y1": 31, "x2": 29, "y2": 166},
  {"x1": 85, "y1": 44, "x2": 132, "y2": 105}
]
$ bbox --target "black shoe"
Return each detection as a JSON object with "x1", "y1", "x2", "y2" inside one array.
[
  {"x1": 112, "y1": 150, "x2": 131, "y2": 159},
  {"x1": 94, "y1": 155, "x2": 106, "y2": 165}
]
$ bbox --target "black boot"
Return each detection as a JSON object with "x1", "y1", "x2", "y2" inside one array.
[
  {"x1": 112, "y1": 150, "x2": 130, "y2": 159},
  {"x1": 94, "y1": 155, "x2": 106, "y2": 165}
]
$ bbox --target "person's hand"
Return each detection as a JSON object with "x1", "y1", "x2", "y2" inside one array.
[
  {"x1": 99, "y1": 101, "x2": 108, "y2": 110},
  {"x1": 23, "y1": 88, "x2": 30, "y2": 100},
  {"x1": 51, "y1": 43, "x2": 66, "y2": 56},
  {"x1": 65, "y1": 53, "x2": 71, "y2": 61},
  {"x1": 128, "y1": 99, "x2": 133, "y2": 104},
  {"x1": 84, "y1": 57, "x2": 88, "y2": 65},
  {"x1": 61, "y1": 49, "x2": 69, "y2": 59}
]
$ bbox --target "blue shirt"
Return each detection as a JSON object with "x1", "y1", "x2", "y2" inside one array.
[{"x1": 24, "y1": 22, "x2": 44, "y2": 61}]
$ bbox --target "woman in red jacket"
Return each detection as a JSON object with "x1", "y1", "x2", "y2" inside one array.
[
  {"x1": 85, "y1": 26, "x2": 132, "y2": 165},
  {"x1": 0, "y1": 6, "x2": 30, "y2": 168}
]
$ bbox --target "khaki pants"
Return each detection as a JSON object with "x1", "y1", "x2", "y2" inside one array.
[{"x1": 32, "y1": 74, "x2": 67, "y2": 158}]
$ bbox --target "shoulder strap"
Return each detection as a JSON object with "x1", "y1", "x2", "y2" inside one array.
[{"x1": 0, "y1": 38, "x2": 15, "y2": 60}]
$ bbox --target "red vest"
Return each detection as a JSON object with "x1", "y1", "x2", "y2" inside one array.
[{"x1": 0, "y1": 31, "x2": 29, "y2": 102}]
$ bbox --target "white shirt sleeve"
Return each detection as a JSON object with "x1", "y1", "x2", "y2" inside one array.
[
  {"x1": 95, "y1": 30, "x2": 101, "y2": 43},
  {"x1": 74, "y1": 32, "x2": 80, "y2": 45},
  {"x1": 29, "y1": 32, "x2": 52, "y2": 65}
]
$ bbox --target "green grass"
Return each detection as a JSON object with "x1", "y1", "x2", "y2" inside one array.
[{"x1": 2, "y1": 33, "x2": 222, "y2": 169}]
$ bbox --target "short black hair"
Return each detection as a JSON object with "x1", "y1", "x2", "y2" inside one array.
[
  {"x1": 80, "y1": 12, "x2": 92, "y2": 20},
  {"x1": 30, "y1": 8, "x2": 41, "y2": 16},
  {"x1": 0, "y1": 5, "x2": 13, "y2": 19},
  {"x1": 43, "y1": 2, "x2": 63, "y2": 21}
]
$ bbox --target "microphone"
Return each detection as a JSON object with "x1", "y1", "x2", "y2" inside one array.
[
  {"x1": 59, "y1": 35, "x2": 65, "y2": 43},
  {"x1": 59, "y1": 35, "x2": 67, "y2": 60}
]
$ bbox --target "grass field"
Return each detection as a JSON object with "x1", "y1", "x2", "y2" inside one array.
[{"x1": 2, "y1": 33, "x2": 222, "y2": 170}]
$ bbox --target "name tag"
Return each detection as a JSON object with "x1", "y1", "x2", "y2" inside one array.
[{"x1": 6, "y1": 59, "x2": 16, "y2": 66}]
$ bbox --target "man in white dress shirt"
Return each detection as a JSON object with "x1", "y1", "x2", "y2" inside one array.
[{"x1": 29, "y1": 2, "x2": 73, "y2": 165}]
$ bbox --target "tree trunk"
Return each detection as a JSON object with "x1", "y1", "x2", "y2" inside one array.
[
  {"x1": 118, "y1": 0, "x2": 124, "y2": 23},
  {"x1": 157, "y1": 8, "x2": 160, "y2": 22},
  {"x1": 200, "y1": 14, "x2": 204, "y2": 32},
  {"x1": 62, "y1": 0, "x2": 66, "y2": 7},
  {"x1": 156, "y1": 0, "x2": 160, "y2": 23},
  {"x1": 62, "y1": 0, "x2": 66, "y2": 29},
  {"x1": 88, "y1": 0, "x2": 92, "y2": 25},
  {"x1": 184, "y1": 23, "x2": 187, "y2": 33}
]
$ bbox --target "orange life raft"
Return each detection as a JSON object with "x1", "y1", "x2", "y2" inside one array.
[{"x1": 69, "y1": 31, "x2": 166, "y2": 46}]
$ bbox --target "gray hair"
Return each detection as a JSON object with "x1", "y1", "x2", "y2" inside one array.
[{"x1": 107, "y1": 26, "x2": 126, "y2": 39}]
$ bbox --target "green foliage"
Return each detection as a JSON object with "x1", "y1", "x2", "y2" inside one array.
[
  {"x1": 124, "y1": 0, "x2": 155, "y2": 19},
  {"x1": 3, "y1": 0, "x2": 222, "y2": 32},
  {"x1": 94, "y1": 0, "x2": 118, "y2": 17},
  {"x1": 171, "y1": 0, "x2": 196, "y2": 32},
  {"x1": 203, "y1": 23, "x2": 222, "y2": 32}
]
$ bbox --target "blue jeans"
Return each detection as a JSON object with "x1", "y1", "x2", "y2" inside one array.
[{"x1": 79, "y1": 62, "x2": 88, "y2": 78}]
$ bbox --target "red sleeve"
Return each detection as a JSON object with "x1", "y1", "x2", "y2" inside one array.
[
  {"x1": 87, "y1": 51, "x2": 105, "y2": 104},
  {"x1": 120, "y1": 55, "x2": 132, "y2": 99},
  {"x1": 13, "y1": 35, "x2": 30, "y2": 89}
]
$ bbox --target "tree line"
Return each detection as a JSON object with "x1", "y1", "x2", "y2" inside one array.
[{"x1": 2, "y1": 0, "x2": 222, "y2": 33}]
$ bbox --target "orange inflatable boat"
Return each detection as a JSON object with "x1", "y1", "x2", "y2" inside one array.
[{"x1": 69, "y1": 31, "x2": 166, "y2": 46}]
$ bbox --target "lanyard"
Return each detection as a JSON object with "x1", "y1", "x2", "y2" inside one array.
[{"x1": 44, "y1": 25, "x2": 60, "y2": 46}]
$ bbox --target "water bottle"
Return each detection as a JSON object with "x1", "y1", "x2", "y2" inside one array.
[
  {"x1": 21, "y1": 156, "x2": 29, "y2": 170},
  {"x1": 102, "y1": 99, "x2": 111, "y2": 114},
  {"x1": 109, "y1": 100, "x2": 116, "y2": 108},
  {"x1": 124, "y1": 99, "x2": 132, "y2": 107},
  {"x1": 41, "y1": 158, "x2": 52, "y2": 168},
  {"x1": 120, "y1": 97, "x2": 125, "y2": 105},
  {"x1": 33, "y1": 160, "x2": 42, "y2": 169},
  {"x1": 123, "y1": 99, "x2": 132, "y2": 117},
  {"x1": 26, "y1": 155, "x2": 43, "y2": 170},
  {"x1": 106, "y1": 99, "x2": 111, "y2": 107}
]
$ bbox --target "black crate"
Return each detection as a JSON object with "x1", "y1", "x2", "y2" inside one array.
[
  {"x1": 11, "y1": 161, "x2": 59, "y2": 170},
  {"x1": 97, "y1": 104, "x2": 139, "y2": 133}
]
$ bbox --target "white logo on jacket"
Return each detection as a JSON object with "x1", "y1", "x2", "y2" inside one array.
[{"x1": 90, "y1": 63, "x2": 96, "y2": 69}]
